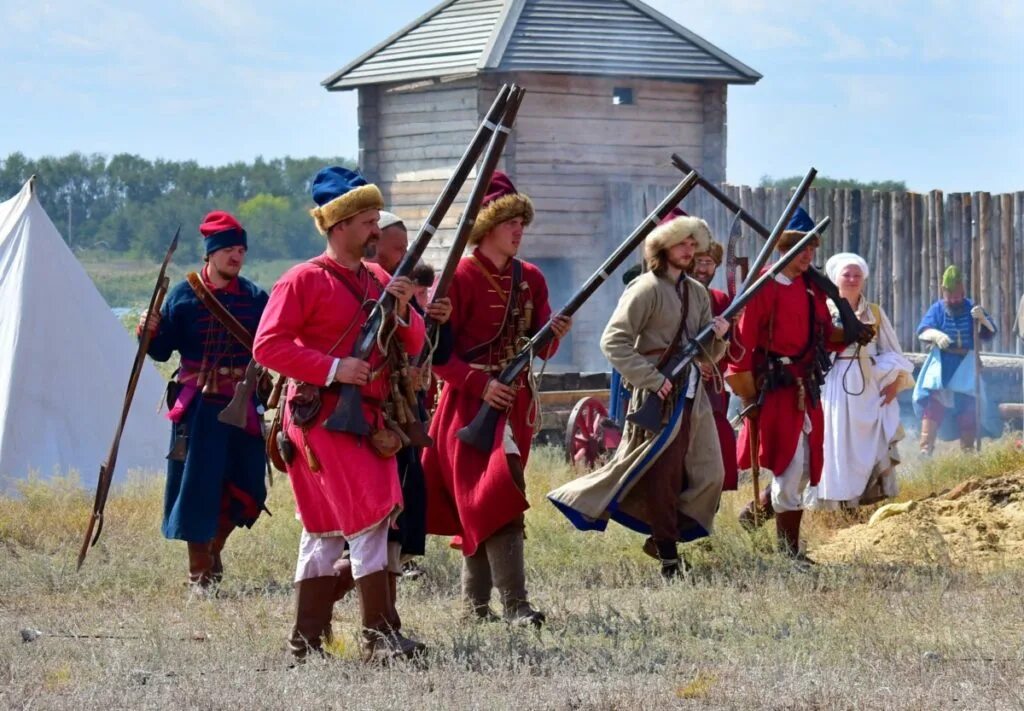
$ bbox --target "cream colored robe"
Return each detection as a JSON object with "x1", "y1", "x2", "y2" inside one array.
[{"x1": 547, "y1": 272, "x2": 727, "y2": 539}]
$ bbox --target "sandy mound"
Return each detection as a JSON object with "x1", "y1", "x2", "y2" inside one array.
[{"x1": 813, "y1": 471, "x2": 1024, "y2": 568}]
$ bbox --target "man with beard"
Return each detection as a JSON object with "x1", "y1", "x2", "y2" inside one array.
[
  {"x1": 725, "y1": 208, "x2": 860, "y2": 561},
  {"x1": 690, "y1": 239, "x2": 738, "y2": 492},
  {"x1": 368, "y1": 211, "x2": 453, "y2": 584},
  {"x1": 138, "y1": 211, "x2": 269, "y2": 593},
  {"x1": 253, "y1": 167, "x2": 426, "y2": 663},
  {"x1": 547, "y1": 210, "x2": 729, "y2": 579},
  {"x1": 913, "y1": 265, "x2": 996, "y2": 454},
  {"x1": 422, "y1": 171, "x2": 571, "y2": 625}
]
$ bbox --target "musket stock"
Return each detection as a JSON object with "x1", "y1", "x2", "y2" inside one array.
[
  {"x1": 627, "y1": 218, "x2": 832, "y2": 434},
  {"x1": 323, "y1": 84, "x2": 514, "y2": 435},
  {"x1": 456, "y1": 170, "x2": 701, "y2": 452}
]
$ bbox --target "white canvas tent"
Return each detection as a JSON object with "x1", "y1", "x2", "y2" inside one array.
[{"x1": 0, "y1": 178, "x2": 168, "y2": 492}]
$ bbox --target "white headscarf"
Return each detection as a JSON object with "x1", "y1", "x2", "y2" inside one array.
[{"x1": 825, "y1": 252, "x2": 869, "y2": 284}]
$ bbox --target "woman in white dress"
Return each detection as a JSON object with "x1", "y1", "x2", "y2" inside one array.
[{"x1": 806, "y1": 253, "x2": 915, "y2": 510}]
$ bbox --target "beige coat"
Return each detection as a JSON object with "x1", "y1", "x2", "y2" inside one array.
[{"x1": 548, "y1": 272, "x2": 727, "y2": 538}]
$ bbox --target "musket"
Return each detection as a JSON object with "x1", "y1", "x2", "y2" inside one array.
[
  {"x1": 456, "y1": 170, "x2": 701, "y2": 452},
  {"x1": 671, "y1": 154, "x2": 872, "y2": 344},
  {"x1": 416, "y1": 86, "x2": 526, "y2": 366},
  {"x1": 322, "y1": 84, "x2": 513, "y2": 436},
  {"x1": 627, "y1": 218, "x2": 831, "y2": 434},
  {"x1": 77, "y1": 228, "x2": 180, "y2": 570}
]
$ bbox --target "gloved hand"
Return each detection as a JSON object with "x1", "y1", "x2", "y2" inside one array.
[
  {"x1": 970, "y1": 306, "x2": 996, "y2": 331},
  {"x1": 920, "y1": 328, "x2": 952, "y2": 350},
  {"x1": 855, "y1": 323, "x2": 876, "y2": 347}
]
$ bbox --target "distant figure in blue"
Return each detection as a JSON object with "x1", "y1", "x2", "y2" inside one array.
[
  {"x1": 914, "y1": 265, "x2": 996, "y2": 455},
  {"x1": 137, "y1": 211, "x2": 269, "y2": 592}
]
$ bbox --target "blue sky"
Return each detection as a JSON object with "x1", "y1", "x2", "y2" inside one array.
[{"x1": 1, "y1": 0, "x2": 1021, "y2": 192}]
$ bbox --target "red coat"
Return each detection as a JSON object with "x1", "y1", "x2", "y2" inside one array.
[
  {"x1": 422, "y1": 249, "x2": 557, "y2": 556},
  {"x1": 253, "y1": 256, "x2": 425, "y2": 537},
  {"x1": 706, "y1": 287, "x2": 738, "y2": 490},
  {"x1": 725, "y1": 273, "x2": 839, "y2": 485}
]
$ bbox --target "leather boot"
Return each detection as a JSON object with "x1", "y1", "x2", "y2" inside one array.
[
  {"x1": 332, "y1": 557, "x2": 355, "y2": 602},
  {"x1": 486, "y1": 528, "x2": 545, "y2": 627},
  {"x1": 209, "y1": 520, "x2": 234, "y2": 584},
  {"x1": 654, "y1": 539, "x2": 683, "y2": 580},
  {"x1": 187, "y1": 542, "x2": 216, "y2": 591},
  {"x1": 776, "y1": 510, "x2": 813, "y2": 564},
  {"x1": 958, "y1": 413, "x2": 977, "y2": 452},
  {"x1": 462, "y1": 546, "x2": 499, "y2": 621},
  {"x1": 738, "y1": 486, "x2": 775, "y2": 530},
  {"x1": 356, "y1": 571, "x2": 425, "y2": 663},
  {"x1": 919, "y1": 417, "x2": 938, "y2": 457},
  {"x1": 287, "y1": 576, "x2": 337, "y2": 661}
]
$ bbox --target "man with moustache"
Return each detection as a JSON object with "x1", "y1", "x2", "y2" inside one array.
[
  {"x1": 137, "y1": 211, "x2": 269, "y2": 592},
  {"x1": 253, "y1": 167, "x2": 426, "y2": 662},
  {"x1": 422, "y1": 171, "x2": 571, "y2": 625},
  {"x1": 547, "y1": 210, "x2": 730, "y2": 579},
  {"x1": 689, "y1": 239, "x2": 738, "y2": 492}
]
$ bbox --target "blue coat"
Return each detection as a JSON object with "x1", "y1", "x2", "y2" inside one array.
[{"x1": 146, "y1": 273, "x2": 269, "y2": 542}]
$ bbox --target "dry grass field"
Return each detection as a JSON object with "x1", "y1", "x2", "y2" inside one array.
[{"x1": 2, "y1": 440, "x2": 1024, "y2": 710}]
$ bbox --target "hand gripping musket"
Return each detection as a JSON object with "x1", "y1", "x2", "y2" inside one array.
[
  {"x1": 456, "y1": 170, "x2": 701, "y2": 452},
  {"x1": 416, "y1": 86, "x2": 526, "y2": 367},
  {"x1": 321, "y1": 84, "x2": 515, "y2": 438},
  {"x1": 77, "y1": 228, "x2": 180, "y2": 570},
  {"x1": 627, "y1": 218, "x2": 832, "y2": 434},
  {"x1": 671, "y1": 154, "x2": 872, "y2": 344}
]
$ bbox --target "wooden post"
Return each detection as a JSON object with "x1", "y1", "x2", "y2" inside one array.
[
  {"x1": 1001, "y1": 193, "x2": 1014, "y2": 352},
  {"x1": 978, "y1": 192, "x2": 993, "y2": 326},
  {"x1": 849, "y1": 189, "x2": 862, "y2": 255},
  {"x1": 970, "y1": 192, "x2": 981, "y2": 309},
  {"x1": 892, "y1": 192, "x2": 907, "y2": 346},
  {"x1": 878, "y1": 192, "x2": 891, "y2": 319},
  {"x1": 867, "y1": 190, "x2": 880, "y2": 302}
]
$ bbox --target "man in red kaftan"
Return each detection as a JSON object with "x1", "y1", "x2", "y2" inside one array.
[
  {"x1": 254, "y1": 166, "x2": 426, "y2": 662},
  {"x1": 422, "y1": 171, "x2": 571, "y2": 625}
]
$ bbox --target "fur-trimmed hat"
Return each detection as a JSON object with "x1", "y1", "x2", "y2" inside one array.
[
  {"x1": 697, "y1": 240, "x2": 724, "y2": 266},
  {"x1": 309, "y1": 166, "x2": 384, "y2": 236},
  {"x1": 643, "y1": 210, "x2": 711, "y2": 262},
  {"x1": 469, "y1": 171, "x2": 534, "y2": 244},
  {"x1": 777, "y1": 206, "x2": 821, "y2": 251},
  {"x1": 200, "y1": 210, "x2": 247, "y2": 255}
]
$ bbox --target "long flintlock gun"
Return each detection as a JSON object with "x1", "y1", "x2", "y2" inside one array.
[
  {"x1": 627, "y1": 218, "x2": 831, "y2": 434},
  {"x1": 322, "y1": 84, "x2": 514, "y2": 437},
  {"x1": 416, "y1": 86, "x2": 527, "y2": 366},
  {"x1": 77, "y1": 228, "x2": 180, "y2": 570},
  {"x1": 456, "y1": 170, "x2": 701, "y2": 452},
  {"x1": 671, "y1": 154, "x2": 872, "y2": 344}
]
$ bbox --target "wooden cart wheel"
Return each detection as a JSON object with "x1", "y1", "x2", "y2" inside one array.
[{"x1": 565, "y1": 396, "x2": 614, "y2": 469}]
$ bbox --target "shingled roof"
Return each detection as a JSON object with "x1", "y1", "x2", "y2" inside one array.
[{"x1": 323, "y1": 0, "x2": 761, "y2": 90}]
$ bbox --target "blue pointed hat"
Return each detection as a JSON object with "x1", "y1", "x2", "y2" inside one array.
[
  {"x1": 778, "y1": 205, "x2": 821, "y2": 251},
  {"x1": 309, "y1": 166, "x2": 384, "y2": 235},
  {"x1": 787, "y1": 206, "x2": 815, "y2": 232}
]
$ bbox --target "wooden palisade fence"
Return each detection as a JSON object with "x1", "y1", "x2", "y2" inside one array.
[{"x1": 672, "y1": 186, "x2": 1024, "y2": 353}]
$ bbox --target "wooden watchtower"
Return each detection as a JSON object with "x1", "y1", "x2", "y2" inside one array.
[{"x1": 323, "y1": 0, "x2": 760, "y2": 369}]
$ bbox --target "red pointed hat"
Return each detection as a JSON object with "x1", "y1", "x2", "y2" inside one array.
[
  {"x1": 470, "y1": 170, "x2": 534, "y2": 243},
  {"x1": 657, "y1": 206, "x2": 688, "y2": 226},
  {"x1": 199, "y1": 210, "x2": 247, "y2": 255}
]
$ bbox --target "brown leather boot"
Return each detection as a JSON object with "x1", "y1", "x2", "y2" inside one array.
[
  {"x1": 776, "y1": 510, "x2": 814, "y2": 564},
  {"x1": 486, "y1": 528, "x2": 545, "y2": 627},
  {"x1": 738, "y1": 486, "x2": 775, "y2": 530},
  {"x1": 356, "y1": 571, "x2": 425, "y2": 663},
  {"x1": 919, "y1": 417, "x2": 938, "y2": 457},
  {"x1": 462, "y1": 546, "x2": 499, "y2": 621},
  {"x1": 187, "y1": 542, "x2": 216, "y2": 591},
  {"x1": 332, "y1": 557, "x2": 355, "y2": 601},
  {"x1": 287, "y1": 576, "x2": 338, "y2": 661},
  {"x1": 209, "y1": 521, "x2": 234, "y2": 584},
  {"x1": 654, "y1": 539, "x2": 682, "y2": 581}
]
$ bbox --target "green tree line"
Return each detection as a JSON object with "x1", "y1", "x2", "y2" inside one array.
[
  {"x1": 0, "y1": 153, "x2": 356, "y2": 262},
  {"x1": 760, "y1": 175, "x2": 907, "y2": 191}
]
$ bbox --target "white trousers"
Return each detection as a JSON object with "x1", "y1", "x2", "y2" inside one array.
[
  {"x1": 770, "y1": 414, "x2": 812, "y2": 513},
  {"x1": 293, "y1": 521, "x2": 401, "y2": 582}
]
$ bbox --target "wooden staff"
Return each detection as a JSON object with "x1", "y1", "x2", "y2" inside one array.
[{"x1": 974, "y1": 318, "x2": 983, "y2": 452}]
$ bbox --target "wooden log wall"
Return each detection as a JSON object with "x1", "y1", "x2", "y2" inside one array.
[{"x1": 677, "y1": 186, "x2": 1024, "y2": 353}]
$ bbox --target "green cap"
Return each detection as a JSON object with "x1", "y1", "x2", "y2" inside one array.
[{"x1": 942, "y1": 265, "x2": 962, "y2": 291}]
